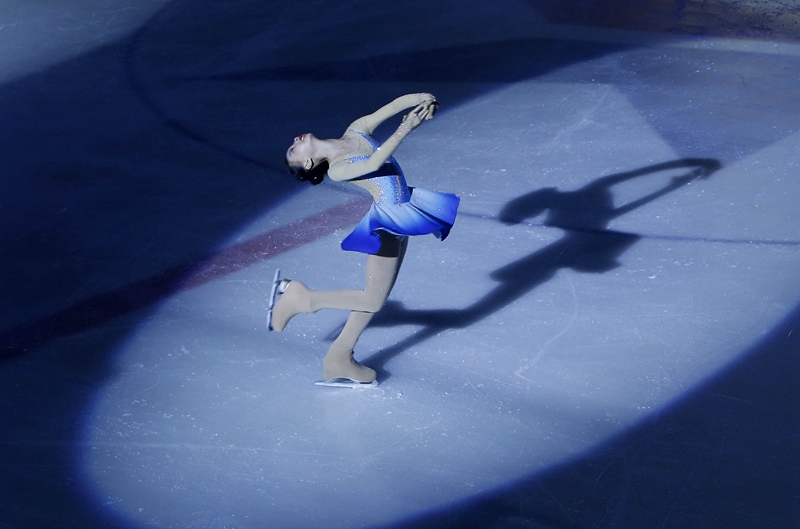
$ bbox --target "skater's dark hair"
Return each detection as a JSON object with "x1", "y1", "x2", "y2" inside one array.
[{"x1": 286, "y1": 158, "x2": 327, "y2": 185}]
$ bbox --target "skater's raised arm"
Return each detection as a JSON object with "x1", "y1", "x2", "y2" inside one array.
[
  {"x1": 328, "y1": 98, "x2": 438, "y2": 182},
  {"x1": 348, "y1": 93, "x2": 436, "y2": 136}
]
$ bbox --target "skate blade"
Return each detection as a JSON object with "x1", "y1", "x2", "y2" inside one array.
[
  {"x1": 315, "y1": 379, "x2": 378, "y2": 389},
  {"x1": 266, "y1": 268, "x2": 281, "y2": 331}
]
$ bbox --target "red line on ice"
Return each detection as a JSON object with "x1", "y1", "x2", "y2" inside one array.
[{"x1": 1, "y1": 197, "x2": 372, "y2": 357}]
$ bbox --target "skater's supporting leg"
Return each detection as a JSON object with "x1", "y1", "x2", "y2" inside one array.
[
  {"x1": 323, "y1": 311, "x2": 378, "y2": 382},
  {"x1": 323, "y1": 237, "x2": 407, "y2": 382}
]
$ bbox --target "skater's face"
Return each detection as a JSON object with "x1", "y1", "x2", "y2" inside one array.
[{"x1": 286, "y1": 133, "x2": 315, "y2": 171}]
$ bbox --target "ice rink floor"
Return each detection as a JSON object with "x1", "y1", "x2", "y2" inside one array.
[{"x1": 1, "y1": 1, "x2": 798, "y2": 528}]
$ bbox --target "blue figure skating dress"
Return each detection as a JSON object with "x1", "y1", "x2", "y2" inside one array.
[{"x1": 340, "y1": 130, "x2": 460, "y2": 255}]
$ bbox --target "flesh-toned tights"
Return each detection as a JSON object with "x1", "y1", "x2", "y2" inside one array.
[{"x1": 272, "y1": 235, "x2": 407, "y2": 382}]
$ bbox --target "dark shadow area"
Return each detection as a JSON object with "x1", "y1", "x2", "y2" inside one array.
[
  {"x1": 526, "y1": 0, "x2": 800, "y2": 42},
  {"x1": 385, "y1": 300, "x2": 800, "y2": 529},
  {"x1": 367, "y1": 159, "x2": 721, "y2": 374},
  {"x1": 188, "y1": 37, "x2": 624, "y2": 84},
  {"x1": 151, "y1": 39, "x2": 630, "y2": 167}
]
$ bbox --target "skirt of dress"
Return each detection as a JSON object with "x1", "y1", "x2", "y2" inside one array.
[{"x1": 341, "y1": 187, "x2": 460, "y2": 255}]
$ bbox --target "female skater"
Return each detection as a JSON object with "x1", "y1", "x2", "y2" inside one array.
[{"x1": 269, "y1": 93, "x2": 460, "y2": 384}]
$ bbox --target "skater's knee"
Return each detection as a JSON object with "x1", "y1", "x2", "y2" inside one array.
[
  {"x1": 360, "y1": 296, "x2": 386, "y2": 313},
  {"x1": 359, "y1": 287, "x2": 392, "y2": 313}
]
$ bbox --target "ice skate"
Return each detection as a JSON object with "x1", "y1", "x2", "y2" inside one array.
[
  {"x1": 266, "y1": 269, "x2": 286, "y2": 331},
  {"x1": 322, "y1": 350, "x2": 377, "y2": 384},
  {"x1": 269, "y1": 278, "x2": 312, "y2": 332},
  {"x1": 314, "y1": 379, "x2": 378, "y2": 388}
]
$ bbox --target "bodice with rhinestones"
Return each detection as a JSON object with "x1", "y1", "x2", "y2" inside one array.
[{"x1": 339, "y1": 130, "x2": 411, "y2": 206}]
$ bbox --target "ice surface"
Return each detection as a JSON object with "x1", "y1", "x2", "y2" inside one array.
[{"x1": 1, "y1": 1, "x2": 798, "y2": 528}]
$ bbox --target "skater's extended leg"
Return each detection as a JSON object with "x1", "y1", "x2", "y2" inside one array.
[
  {"x1": 269, "y1": 280, "x2": 312, "y2": 332},
  {"x1": 309, "y1": 251, "x2": 402, "y2": 312},
  {"x1": 270, "y1": 236, "x2": 407, "y2": 331}
]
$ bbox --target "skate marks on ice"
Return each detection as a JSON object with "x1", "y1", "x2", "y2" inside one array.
[{"x1": 367, "y1": 158, "x2": 722, "y2": 373}]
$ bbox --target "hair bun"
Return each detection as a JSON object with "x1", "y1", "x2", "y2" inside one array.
[{"x1": 287, "y1": 160, "x2": 328, "y2": 185}]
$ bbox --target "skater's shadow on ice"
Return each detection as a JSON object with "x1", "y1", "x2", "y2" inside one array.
[{"x1": 367, "y1": 158, "x2": 722, "y2": 377}]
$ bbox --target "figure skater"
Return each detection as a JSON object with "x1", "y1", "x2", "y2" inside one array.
[{"x1": 268, "y1": 93, "x2": 460, "y2": 384}]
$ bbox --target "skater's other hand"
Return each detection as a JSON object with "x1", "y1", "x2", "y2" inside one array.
[{"x1": 402, "y1": 101, "x2": 438, "y2": 130}]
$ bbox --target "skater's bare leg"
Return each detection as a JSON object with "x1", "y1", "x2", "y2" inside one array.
[
  {"x1": 323, "y1": 238, "x2": 407, "y2": 381},
  {"x1": 312, "y1": 248, "x2": 403, "y2": 310},
  {"x1": 271, "y1": 235, "x2": 406, "y2": 331},
  {"x1": 323, "y1": 311, "x2": 378, "y2": 382}
]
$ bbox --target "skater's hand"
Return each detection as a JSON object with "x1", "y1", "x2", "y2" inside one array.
[
  {"x1": 422, "y1": 98, "x2": 439, "y2": 119},
  {"x1": 401, "y1": 100, "x2": 438, "y2": 131}
]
